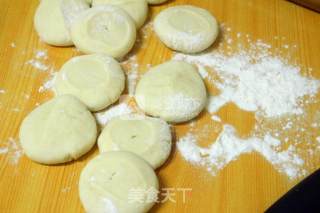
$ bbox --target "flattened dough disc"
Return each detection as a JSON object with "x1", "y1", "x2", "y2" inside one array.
[
  {"x1": 92, "y1": 0, "x2": 148, "y2": 28},
  {"x1": 98, "y1": 114, "x2": 172, "y2": 168},
  {"x1": 71, "y1": 5, "x2": 136, "y2": 59},
  {"x1": 54, "y1": 54, "x2": 125, "y2": 111},
  {"x1": 135, "y1": 61, "x2": 207, "y2": 123},
  {"x1": 79, "y1": 151, "x2": 159, "y2": 213},
  {"x1": 19, "y1": 95, "x2": 97, "y2": 164},
  {"x1": 154, "y1": 5, "x2": 219, "y2": 53}
]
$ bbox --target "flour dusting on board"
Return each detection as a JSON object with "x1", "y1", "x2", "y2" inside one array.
[
  {"x1": 174, "y1": 25, "x2": 320, "y2": 180},
  {"x1": 177, "y1": 125, "x2": 306, "y2": 179},
  {"x1": 0, "y1": 138, "x2": 23, "y2": 165},
  {"x1": 26, "y1": 49, "x2": 51, "y2": 71}
]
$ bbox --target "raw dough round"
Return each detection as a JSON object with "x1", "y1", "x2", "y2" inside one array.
[
  {"x1": 98, "y1": 114, "x2": 172, "y2": 169},
  {"x1": 19, "y1": 95, "x2": 97, "y2": 164},
  {"x1": 92, "y1": 0, "x2": 148, "y2": 29},
  {"x1": 34, "y1": 0, "x2": 73, "y2": 46},
  {"x1": 70, "y1": 5, "x2": 137, "y2": 59},
  {"x1": 154, "y1": 5, "x2": 219, "y2": 53},
  {"x1": 135, "y1": 61, "x2": 207, "y2": 123},
  {"x1": 54, "y1": 54, "x2": 125, "y2": 112},
  {"x1": 61, "y1": 0, "x2": 90, "y2": 30},
  {"x1": 79, "y1": 151, "x2": 159, "y2": 213},
  {"x1": 147, "y1": 0, "x2": 168, "y2": 5}
]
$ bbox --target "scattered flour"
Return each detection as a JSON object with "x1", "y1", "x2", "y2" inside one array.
[
  {"x1": 10, "y1": 42, "x2": 16, "y2": 48},
  {"x1": 95, "y1": 103, "x2": 133, "y2": 126},
  {"x1": 197, "y1": 65, "x2": 209, "y2": 79},
  {"x1": 26, "y1": 49, "x2": 50, "y2": 71},
  {"x1": 0, "y1": 89, "x2": 6, "y2": 94},
  {"x1": 211, "y1": 115, "x2": 221, "y2": 122},
  {"x1": 61, "y1": 186, "x2": 71, "y2": 193},
  {"x1": 0, "y1": 138, "x2": 23, "y2": 165},
  {"x1": 122, "y1": 56, "x2": 139, "y2": 96},
  {"x1": 174, "y1": 26, "x2": 320, "y2": 180},
  {"x1": 0, "y1": 147, "x2": 8, "y2": 154},
  {"x1": 173, "y1": 45, "x2": 320, "y2": 118},
  {"x1": 177, "y1": 125, "x2": 306, "y2": 179},
  {"x1": 39, "y1": 72, "x2": 56, "y2": 93}
]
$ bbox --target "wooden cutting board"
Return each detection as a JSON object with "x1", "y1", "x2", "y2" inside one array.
[{"x1": 1, "y1": 0, "x2": 320, "y2": 212}]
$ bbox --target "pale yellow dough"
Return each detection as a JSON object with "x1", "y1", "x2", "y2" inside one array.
[
  {"x1": 98, "y1": 114, "x2": 172, "y2": 168},
  {"x1": 70, "y1": 5, "x2": 137, "y2": 59},
  {"x1": 147, "y1": 0, "x2": 168, "y2": 5},
  {"x1": 79, "y1": 151, "x2": 159, "y2": 213},
  {"x1": 92, "y1": 0, "x2": 148, "y2": 28},
  {"x1": 19, "y1": 95, "x2": 97, "y2": 164},
  {"x1": 34, "y1": 0, "x2": 73, "y2": 46},
  {"x1": 54, "y1": 54, "x2": 125, "y2": 111},
  {"x1": 135, "y1": 61, "x2": 207, "y2": 123},
  {"x1": 154, "y1": 5, "x2": 219, "y2": 53}
]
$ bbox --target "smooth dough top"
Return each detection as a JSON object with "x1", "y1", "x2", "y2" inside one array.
[
  {"x1": 154, "y1": 5, "x2": 219, "y2": 53},
  {"x1": 54, "y1": 54, "x2": 125, "y2": 112},
  {"x1": 79, "y1": 151, "x2": 159, "y2": 213},
  {"x1": 70, "y1": 5, "x2": 137, "y2": 59},
  {"x1": 135, "y1": 61, "x2": 207, "y2": 123},
  {"x1": 98, "y1": 114, "x2": 172, "y2": 168},
  {"x1": 92, "y1": 0, "x2": 148, "y2": 29},
  {"x1": 19, "y1": 95, "x2": 97, "y2": 164},
  {"x1": 34, "y1": 0, "x2": 73, "y2": 46}
]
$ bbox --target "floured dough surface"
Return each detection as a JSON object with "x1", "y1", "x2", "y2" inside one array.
[
  {"x1": 61, "y1": 0, "x2": 90, "y2": 30},
  {"x1": 34, "y1": 0, "x2": 73, "y2": 46},
  {"x1": 79, "y1": 151, "x2": 159, "y2": 213},
  {"x1": 19, "y1": 95, "x2": 97, "y2": 164},
  {"x1": 92, "y1": 0, "x2": 148, "y2": 28},
  {"x1": 147, "y1": 0, "x2": 168, "y2": 4},
  {"x1": 154, "y1": 5, "x2": 219, "y2": 53},
  {"x1": 54, "y1": 54, "x2": 125, "y2": 111},
  {"x1": 135, "y1": 61, "x2": 207, "y2": 123},
  {"x1": 98, "y1": 114, "x2": 172, "y2": 168},
  {"x1": 70, "y1": 5, "x2": 136, "y2": 59}
]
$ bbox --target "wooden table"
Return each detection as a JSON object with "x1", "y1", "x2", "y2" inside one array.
[{"x1": 1, "y1": 0, "x2": 320, "y2": 212}]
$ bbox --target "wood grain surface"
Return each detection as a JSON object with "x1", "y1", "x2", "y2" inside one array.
[{"x1": 1, "y1": 0, "x2": 320, "y2": 212}]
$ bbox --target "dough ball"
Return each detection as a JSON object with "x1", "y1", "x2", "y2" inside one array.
[
  {"x1": 154, "y1": 5, "x2": 219, "y2": 53},
  {"x1": 61, "y1": 0, "x2": 90, "y2": 30},
  {"x1": 54, "y1": 54, "x2": 125, "y2": 112},
  {"x1": 98, "y1": 114, "x2": 172, "y2": 169},
  {"x1": 79, "y1": 151, "x2": 159, "y2": 213},
  {"x1": 92, "y1": 0, "x2": 148, "y2": 29},
  {"x1": 147, "y1": 0, "x2": 168, "y2": 5},
  {"x1": 135, "y1": 61, "x2": 207, "y2": 123},
  {"x1": 70, "y1": 5, "x2": 137, "y2": 59},
  {"x1": 19, "y1": 95, "x2": 97, "y2": 164},
  {"x1": 34, "y1": 0, "x2": 73, "y2": 46}
]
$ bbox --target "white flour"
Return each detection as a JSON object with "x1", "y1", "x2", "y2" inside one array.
[
  {"x1": 173, "y1": 43, "x2": 320, "y2": 118},
  {"x1": 26, "y1": 49, "x2": 50, "y2": 71},
  {"x1": 38, "y1": 72, "x2": 56, "y2": 93},
  {"x1": 177, "y1": 125, "x2": 306, "y2": 179},
  {"x1": 122, "y1": 55, "x2": 139, "y2": 96},
  {"x1": 165, "y1": 93, "x2": 201, "y2": 117},
  {"x1": 0, "y1": 138, "x2": 23, "y2": 165},
  {"x1": 95, "y1": 103, "x2": 133, "y2": 126},
  {"x1": 174, "y1": 26, "x2": 320, "y2": 180}
]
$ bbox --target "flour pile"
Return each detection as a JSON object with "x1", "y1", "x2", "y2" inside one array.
[
  {"x1": 173, "y1": 42, "x2": 320, "y2": 118},
  {"x1": 174, "y1": 28, "x2": 320, "y2": 180},
  {"x1": 178, "y1": 125, "x2": 306, "y2": 179}
]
